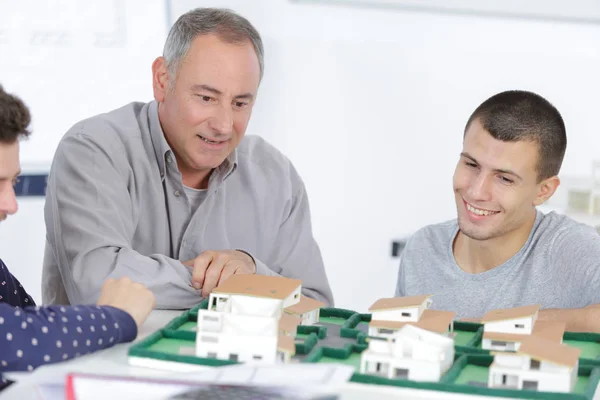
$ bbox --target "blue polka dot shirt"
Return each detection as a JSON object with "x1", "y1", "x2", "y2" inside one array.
[{"x1": 0, "y1": 258, "x2": 138, "y2": 388}]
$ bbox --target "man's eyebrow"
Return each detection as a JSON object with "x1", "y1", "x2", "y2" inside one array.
[
  {"x1": 461, "y1": 152, "x2": 523, "y2": 180},
  {"x1": 191, "y1": 84, "x2": 254, "y2": 100}
]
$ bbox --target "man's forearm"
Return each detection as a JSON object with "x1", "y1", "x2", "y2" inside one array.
[{"x1": 538, "y1": 306, "x2": 600, "y2": 333}]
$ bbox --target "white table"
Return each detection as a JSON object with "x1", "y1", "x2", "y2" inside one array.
[{"x1": 0, "y1": 311, "x2": 534, "y2": 400}]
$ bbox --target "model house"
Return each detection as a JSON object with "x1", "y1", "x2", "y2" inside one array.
[
  {"x1": 368, "y1": 309, "x2": 456, "y2": 338},
  {"x1": 489, "y1": 336, "x2": 581, "y2": 393},
  {"x1": 360, "y1": 324, "x2": 454, "y2": 382},
  {"x1": 196, "y1": 275, "x2": 302, "y2": 364},
  {"x1": 481, "y1": 305, "x2": 565, "y2": 352},
  {"x1": 207, "y1": 274, "x2": 302, "y2": 315},
  {"x1": 368, "y1": 295, "x2": 433, "y2": 323},
  {"x1": 284, "y1": 295, "x2": 326, "y2": 325}
]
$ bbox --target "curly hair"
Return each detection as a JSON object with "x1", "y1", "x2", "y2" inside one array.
[{"x1": 0, "y1": 85, "x2": 31, "y2": 144}]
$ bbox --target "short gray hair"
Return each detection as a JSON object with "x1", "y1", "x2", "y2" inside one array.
[{"x1": 163, "y1": 8, "x2": 264, "y2": 83}]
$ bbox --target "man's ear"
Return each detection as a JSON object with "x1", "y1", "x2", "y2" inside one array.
[
  {"x1": 152, "y1": 57, "x2": 170, "y2": 102},
  {"x1": 533, "y1": 175, "x2": 560, "y2": 206}
]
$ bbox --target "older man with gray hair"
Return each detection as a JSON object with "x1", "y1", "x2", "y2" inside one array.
[{"x1": 42, "y1": 8, "x2": 333, "y2": 308}]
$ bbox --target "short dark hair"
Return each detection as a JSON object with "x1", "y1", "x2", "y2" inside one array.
[
  {"x1": 0, "y1": 85, "x2": 31, "y2": 144},
  {"x1": 465, "y1": 90, "x2": 566, "y2": 182}
]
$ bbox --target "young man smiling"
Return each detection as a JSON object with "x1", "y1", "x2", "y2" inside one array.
[{"x1": 395, "y1": 90, "x2": 600, "y2": 332}]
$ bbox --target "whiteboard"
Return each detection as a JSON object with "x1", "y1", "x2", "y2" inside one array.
[{"x1": 0, "y1": 0, "x2": 168, "y2": 164}]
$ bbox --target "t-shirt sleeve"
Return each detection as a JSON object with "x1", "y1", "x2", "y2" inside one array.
[{"x1": 550, "y1": 224, "x2": 600, "y2": 306}]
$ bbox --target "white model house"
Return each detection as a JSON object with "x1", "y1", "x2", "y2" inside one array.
[
  {"x1": 284, "y1": 295, "x2": 326, "y2": 325},
  {"x1": 368, "y1": 309, "x2": 456, "y2": 338},
  {"x1": 360, "y1": 324, "x2": 454, "y2": 382},
  {"x1": 368, "y1": 295, "x2": 433, "y2": 323},
  {"x1": 196, "y1": 275, "x2": 302, "y2": 364},
  {"x1": 481, "y1": 305, "x2": 565, "y2": 352},
  {"x1": 489, "y1": 336, "x2": 581, "y2": 393}
]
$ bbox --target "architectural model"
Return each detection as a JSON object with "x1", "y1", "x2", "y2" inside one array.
[
  {"x1": 195, "y1": 274, "x2": 302, "y2": 364},
  {"x1": 488, "y1": 336, "x2": 582, "y2": 393},
  {"x1": 367, "y1": 295, "x2": 455, "y2": 338},
  {"x1": 284, "y1": 295, "x2": 326, "y2": 325},
  {"x1": 360, "y1": 324, "x2": 455, "y2": 382},
  {"x1": 481, "y1": 305, "x2": 565, "y2": 352}
]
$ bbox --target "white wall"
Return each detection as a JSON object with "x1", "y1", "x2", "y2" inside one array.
[
  {"x1": 1, "y1": 0, "x2": 600, "y2": 311},
  {"x1": 171, "y1": 0, "x2": 600, "y2": 311}
]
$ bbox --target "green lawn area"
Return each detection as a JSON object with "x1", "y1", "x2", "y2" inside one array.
[
  {"x1": 573, "y1": 376, "x2": 590, "y2": 395},
  {"x1": 319, "y1": 317, "x2": 347, "y2": 326},
  {"x1": 454, "y1": 330, "x2": 476, "y2": 347},
  {"x1": 563, "y1": 340, "x2": 600, "y2": 360},
  {"x1": 176, "y1": 321, "x2": 197, "y2": 331},
  {"x1": 148, "y1": 338, "x2": 195, "y2": 355},
  {"x1": 454, "y1": 364, "x2": 489, "y2": 385},
  {"x1": 318, "y1": 352, "x2": 362, "y2": 371}
]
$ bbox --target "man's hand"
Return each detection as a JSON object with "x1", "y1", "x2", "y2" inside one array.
[
  {"x1": 96, "y1": 277, "x2": 156, "y2": 329},
  {"x1": 184, "y1": 250, "x2": 256, "y2": 296}
]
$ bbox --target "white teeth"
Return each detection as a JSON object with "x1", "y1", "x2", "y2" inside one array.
[
  {"x1": 467, "y1": 203, "x2": 497, "y2": 216},
  {"x1": 199, "y1": 136, "x2": 219, "y2": 144}
]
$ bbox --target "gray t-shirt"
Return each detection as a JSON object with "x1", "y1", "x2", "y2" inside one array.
[
  {"x1": 183, "y1": 186, "x2": 208, "y2": 215},
  {"x1": 395, "y1": 210, "x2": 600, "y2": 318}
]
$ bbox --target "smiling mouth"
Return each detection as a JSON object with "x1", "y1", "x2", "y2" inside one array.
[
  {"x1": 465, "y1": 201, "x2": 500, "y2": 216},
  {"x1": 198, "y1": 135, "x2": 224, "y2": 145}
]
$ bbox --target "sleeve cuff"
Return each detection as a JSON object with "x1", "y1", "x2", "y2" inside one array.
[
  {"x1": 253, "y1": 256, "x2": 279, "y2": 277},
  {"x1": 102, "y1": 306, "x2": 139, "y2": 343}
]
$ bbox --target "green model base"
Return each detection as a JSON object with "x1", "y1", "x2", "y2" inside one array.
[{"x1": 128, "y1": 302, "x2": 600, "y2": 399}]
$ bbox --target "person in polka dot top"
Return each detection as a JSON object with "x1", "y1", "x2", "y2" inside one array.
[{"x1": 0, "y1": 86, "x2": 156, "y2": 391}]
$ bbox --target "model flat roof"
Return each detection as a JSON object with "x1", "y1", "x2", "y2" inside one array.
[
  {"x1": 481, "y1": 305, "x2": 540, "y2": 323},
  {"x1": 368, "y1": 295, "x2": 432, "y2": 312},
  {"x1": 212, "y1": 274, "x2": 302, "y2": 300},
  {"x1": 369, "y1": 309, "x2": 455, "y2": 334},
  {"x1": 483, "y1": 321, "x2": 566, "y2": 343}
]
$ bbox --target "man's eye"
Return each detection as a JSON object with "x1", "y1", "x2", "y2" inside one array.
[{"x1": 500, "y1": 176, "x2": 514, "y2": 184}]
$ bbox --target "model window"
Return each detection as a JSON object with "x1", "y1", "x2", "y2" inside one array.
[
  {"x1": 207, "y1": 352, "x2": 217, "y2": 358},
  {"x1": 515, "y1": 324, "x2": 525, "y2": 329},
  {"x1": 401, "y1": 312, "x2": 411, "y2": 317},
  {"x1": 491, "y1": 340, "x2": 506, "y2": 346},
  {"x1": 229, "y1": 353, "x2": 239, "y2": 361},
  {"x1": 201, "y1": 336, "x2": 218, "y2": 343},
  {"x1": 203, "y1": 315, "x2": 219, "y2": 322},
  {"x1": 379, "y1": 328, "x2": 395, "y2": 334}
]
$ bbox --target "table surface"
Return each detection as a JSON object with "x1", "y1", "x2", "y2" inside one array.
[{"x1": 0, "y1": 310, "x2": 560, "y2": 400}]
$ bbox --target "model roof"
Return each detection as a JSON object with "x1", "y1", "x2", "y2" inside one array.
[
  {"x1": 483, "y1": 321, "x2": 566, "y2": 343},
  {"x1": 481, "y1": 304, "x2": 540, "y2": 323},
  {"x1": 279, "y1": 313, "x2": 301, "y2": 334},
  {"x1": 368, "y1": 295, "x2": 432, "y2": 312},
  {"x1": 284, "y1": 295, "x2": 326, "y2": 314},
  {"x1": 518, "y1": 336, "x2": 581, "y2": 368},
  {"x1": 212, "y1": 274, "x2": 302, "y2": 300},
  {"x1": 369, "y1": 309, "x2": 455, "y2": 334},
  {"x1": 277, "y1": 335, "x2": 296, "y2": 355}
]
